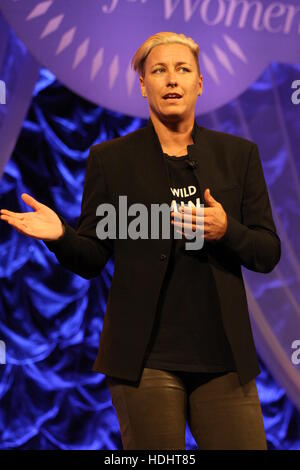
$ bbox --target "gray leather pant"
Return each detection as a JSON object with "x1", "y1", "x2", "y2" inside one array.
[{"x1": 106, "y1": 367, "x2": 268, "y2": 450}]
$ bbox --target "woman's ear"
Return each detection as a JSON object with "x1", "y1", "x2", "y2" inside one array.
[{"x1": 139, "y1": 75, "x2": 146, "y2": 98}]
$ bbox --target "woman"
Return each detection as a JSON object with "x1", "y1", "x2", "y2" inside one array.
[{"x1": 0, "y1": 32, "x2": 280, "y2": 450}]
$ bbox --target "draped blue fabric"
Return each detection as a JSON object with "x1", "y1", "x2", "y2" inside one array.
[{"x1": 0, "y1": 65, "x2": 300, "y2": 450}]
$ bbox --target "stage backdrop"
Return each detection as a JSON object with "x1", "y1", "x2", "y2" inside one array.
[{"x1": 0, "y1": 0, "x2": 300, "y2": 450}]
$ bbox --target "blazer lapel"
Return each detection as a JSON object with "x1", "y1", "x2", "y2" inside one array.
[
  {"x1": 140, "y1": 118, "x2": 174, "y2": 206},
  {"x1": 188, "y1": 123, "x2": 219, "y2": 207}
]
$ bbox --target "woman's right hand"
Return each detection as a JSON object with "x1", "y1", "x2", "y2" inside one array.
[{"x1": 0, "y1": 193, "x2": 65, "y2": 241}]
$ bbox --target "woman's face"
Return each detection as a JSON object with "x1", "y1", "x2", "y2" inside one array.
[{"x1": 140, "y1": 43, "x2": 203, "y2": 123}]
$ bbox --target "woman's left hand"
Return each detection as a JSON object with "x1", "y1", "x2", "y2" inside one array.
[{"x1": 171, "y1": 188, "x2": 228, "y2": 241}]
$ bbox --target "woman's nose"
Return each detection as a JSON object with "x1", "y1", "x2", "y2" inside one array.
[{"x1": 166, "y1": 75, "x2": 177, "y2": 86}]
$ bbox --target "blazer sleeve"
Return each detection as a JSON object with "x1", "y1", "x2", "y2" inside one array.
[
  {"x1": 217, "y1": 143, "x2": 281, "y2": 273},
  {"x1": 43, "y1": 146, "x2": 114, "y2": 279}
]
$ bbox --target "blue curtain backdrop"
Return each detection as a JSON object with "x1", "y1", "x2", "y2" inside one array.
[{"x1": 0, "y1": 66, "x2": 300, "y2": 450}]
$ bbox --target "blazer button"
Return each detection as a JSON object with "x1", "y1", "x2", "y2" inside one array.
[{"x1": 160, "y1": 254, "x2": 167, "y2": 261}]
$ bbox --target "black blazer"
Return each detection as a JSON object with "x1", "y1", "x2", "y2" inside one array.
[{"x1": 44, "y1": 118, "x2": 281, "y2": 386}]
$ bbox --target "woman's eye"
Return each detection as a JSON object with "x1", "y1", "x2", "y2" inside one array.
[{"x1": 153, "y1": 67, "x2": 190, "y2": 73}]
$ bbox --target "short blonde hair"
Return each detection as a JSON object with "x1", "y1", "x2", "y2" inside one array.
[{"x1": 131, "y1": 31, "x2": 201, "y2": 78}]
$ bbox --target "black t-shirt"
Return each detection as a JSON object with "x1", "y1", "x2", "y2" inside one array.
[{"x1": 143, "y1": 153, "x2": 236, "y2": 373}]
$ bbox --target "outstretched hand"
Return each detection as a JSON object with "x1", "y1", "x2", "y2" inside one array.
[
  {"x1": 0, "y1": 193, "x2": 65, "y2": 241},
  {"x1": 171, "y1": 188, "x2": 228, "y2": 241}
]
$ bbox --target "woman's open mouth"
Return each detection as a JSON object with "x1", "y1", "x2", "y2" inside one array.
[{"x1": 163, "y1": 93, "x2": 182, "y2": 100}]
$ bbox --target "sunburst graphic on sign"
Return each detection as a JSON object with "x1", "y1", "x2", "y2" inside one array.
[{"x1": 25, "y1": 0, "x2": 249, "y2": 88}]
